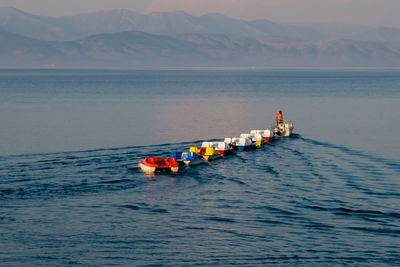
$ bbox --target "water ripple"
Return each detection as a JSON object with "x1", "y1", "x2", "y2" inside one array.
[{"x1": 1, "y1": 137, "x2": 399, "y2": 265}]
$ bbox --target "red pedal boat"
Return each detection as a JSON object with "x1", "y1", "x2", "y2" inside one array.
[{"x1": 138, "y1": 157, "x2": 179, "y2": 173}]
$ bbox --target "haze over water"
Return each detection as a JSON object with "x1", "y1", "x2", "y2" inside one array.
[{"x1": 1, "y1": 69, "x2": 399, "y2": 265}]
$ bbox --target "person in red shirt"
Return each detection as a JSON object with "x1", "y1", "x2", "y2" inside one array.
[{"x1": 276, "y1": 110, "x2": 283, "y2": 126}]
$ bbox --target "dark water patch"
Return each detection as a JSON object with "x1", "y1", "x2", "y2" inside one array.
[
  {"x1": 386, "y1": 161, "x2": 400, "y2": 173},
  {"x1": 0, "y1": 188, "x2": 14, "y2": 195},
  {"x1": 305, "y1": 205, "x2": 328, "y2": 211},
  {"x1": 151, "y1": 208, "x2": 169, "y2": 213},
  {"x1": 39, "y1": 166, "x2": 54, "y2": 170},
  {"x1": 213, "y1": 228, "x2": 254, "y2": 240},
  {"x1": 348, "y1": 226, "x2": 400, "y2": 235},
  {"x1": 265, "y1": 206, "x2": 298, "y2": 216},
  {"x1": 265, "y1": 166, "x2": 279, "y2": 176},
  {"x1": 36, "y1": 158, "x2": 63, "y2": 164},
  {"x1": 305, "y1": 205, "x2": 400, "y2": 222},
  {"x1": 255, "y1": 219, "x2": 285, "y2": 225},
  {"x1": 337, "y1": 207, "x2": 384, "y2": 215},
  {"x1": 388, "y1": 212, "x2": 400, "y2": 218},
  {"x1": 182, "y1": 226, "x2": 207, "y2": 231},
  {"x1": 95, "y1": 165, "x2": 116, "y2": 170},
  {"x1": 364, "y1": 191, "x2": 400, "y2": 197},
  {"x1": 362, "y1": 216, "x2": 387, "y2": 223},
  {"x1": 0, "y1": 216, "x2": 16, "y2": 223},
  {"x1": 233, "y1": 255, "x2": 323, "y2": 262},
  {"x1": 75, "y1": 162, "x2": 91, "y2": 167},
  {"x1": 323, "y1": 256, "x2": 371, "y2": 263},
  {"x1": 304, "y1": 222, "x2": 334, "y2": 230},
  {"x1": 99, "y1": 179, "x2": 131, "y2": 184},
  {"x1": 226, "y1": 177, "x2": 247, "y2": 185},
  {"x1": 128, "y1": 166, "x2": 140, "y2": 171},
  {"x1": 205, "y1": 216, "x2": 236, "y2": 223}
]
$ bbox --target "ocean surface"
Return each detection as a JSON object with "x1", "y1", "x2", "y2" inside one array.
[{"x1": 1, "y1": 69, "x2": 399, "y2": 265}]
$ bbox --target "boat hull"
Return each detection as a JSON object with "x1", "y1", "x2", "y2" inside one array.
[
  {"x1": 263, "y1": 136, "x2": 275, "y2": 142},
  {"x1": 138, "y1": 160, "x2": 179, "y2": 173},
  {"x1": 217, "y1": 149, "x2": 234, "y2": 156},
  {"x1": 237, "y1": 144, "x2": 257, "y2": 151},
  {"x1": 283, "y1": 126, "x2": 293, "y2": 136},
  {"x1": 170, "y1": 166, "x2": 179, "y2": 173},
  {"x1": 275, "y1": 123, "x2": 294, "y2": 137},
  {"x1": 138, "y1": 161, "x2": 156, "y2": 173},
  {"x1": 203, "y1": 154, "x2": 222, "y2": 162},
  {"x1": 184, "y1": 159, "x2": 205, "y2": 166}
]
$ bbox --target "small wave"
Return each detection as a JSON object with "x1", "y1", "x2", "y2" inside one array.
[
  {"x1": 348, "y1": 226, "x2": 400, "y2": 235},
  {"x1": 183, "y1": 226, "x2": 207, "y2": 231},
  {"x1": 205, "y1": 216, "x2": 236, "y2": 223},
  {"x1": 100, "y1": 179, "x2": 131, "y2": 184},
  {"x1": 0, "y1": 188, "x2": 13, "y2": 195},
  {"x1": 227, "y1": 177, "x2": 246, "y2": 185},
  {"x1": 255, "y1": 219, "x2": 285, "y2": 225},
  {"x1": 266, "y1": 206, "x2": 298, "y2": 216},
  {"x1": 336, "y1": 207, "x2": 384, "y2": 215},
  {"x1": 120, "y1": 204, "x2": 141, "y2": 210},
  {"x1": 305, "y1": 205, "x2": 400, "y2": 220},
  {"x1": 299, "y1": 137, "x2": 400, "y2": 172},
  {"x1": 1, "y1": 178, "x2": 138, "y2": 200},
  {"x1": 306, "y1": 205, "x2": 328, "y2": 211},
  {"x1": 364, "y1": 191, "x2": 400, "y2": 197},
  {"x1": 305, "y1": 222, "x2": 334, "y2": 230},
  {"x1": 151, "y1": 208, "x2": 168, "y2": 213},
  {"x1": 0, "y1": 216, "x2": 16, "y2": 223}
]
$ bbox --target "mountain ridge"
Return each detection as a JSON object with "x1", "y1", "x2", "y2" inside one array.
[
  {"x1": 0, "y1": 7, "x2": 325, "y2": 41},
  {"x1": 1, "y1": 27, "x2": 400, "y2": 68},
  {"x1": 2, "y1": 7, "x2": 400, "y2": 44}
]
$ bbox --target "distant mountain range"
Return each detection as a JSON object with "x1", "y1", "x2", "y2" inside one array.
[
  {"x1": 1, "y1": 26, "x2": 400, "y2": 68},
  {"x1": 0, "y1": 7, "x2": 324, "y2": 41},
  {"x1": 1, "y1": 7, "x2": 400, "y2": 68}
]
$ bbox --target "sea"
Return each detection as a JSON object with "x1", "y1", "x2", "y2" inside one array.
[{"x1": 0, "y1": 69, "x2": 399, "y2": 266}]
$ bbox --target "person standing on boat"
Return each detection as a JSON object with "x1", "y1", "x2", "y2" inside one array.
[{"x1": 276, "y1": 110, "x2": 284, "y2": 126}]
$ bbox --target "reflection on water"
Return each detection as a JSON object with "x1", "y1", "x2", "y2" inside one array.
[{"x1": 153, "y1": 98, "x2": 250, "y2": 142}]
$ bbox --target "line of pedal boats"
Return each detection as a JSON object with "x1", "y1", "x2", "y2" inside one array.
[{"x1": 138, "y1": 122, "x2": 294, "y2": 174}]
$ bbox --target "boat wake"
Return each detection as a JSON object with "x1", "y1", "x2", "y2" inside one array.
[{"x1": 0, "y1": 136, "x2": 398, "y2": 200}]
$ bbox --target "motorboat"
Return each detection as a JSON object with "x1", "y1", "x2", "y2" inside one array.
[{"x1": 274, "y1": 122, "x2": 294, "y2": 137}]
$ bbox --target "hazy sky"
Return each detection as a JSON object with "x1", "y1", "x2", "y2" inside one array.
[{"x1": 1, "y1": 0, "x2": 400, "y2": 27}]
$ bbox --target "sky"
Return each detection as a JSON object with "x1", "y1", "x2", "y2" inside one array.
[{"x1": 1, "y1": 0, "x2": 400, "y2": 27}]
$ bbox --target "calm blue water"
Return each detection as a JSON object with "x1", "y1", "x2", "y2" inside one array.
[{"x1": 1, "y1": 69, "x2": 400, "y2": 265}]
